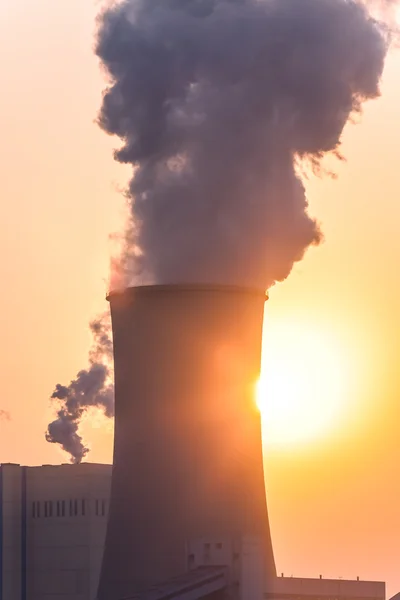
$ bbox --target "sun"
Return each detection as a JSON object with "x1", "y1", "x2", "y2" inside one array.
[{"x1": 257, "y1": 315, "x2": 350, "y2": 447}]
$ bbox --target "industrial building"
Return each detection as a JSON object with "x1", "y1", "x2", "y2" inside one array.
[
  {"x1": 0, "y1": 462, "x2": 111, "y2": 600},
  {"x1": 0, "y1": 462, "x2": 388, "y2": 600}
]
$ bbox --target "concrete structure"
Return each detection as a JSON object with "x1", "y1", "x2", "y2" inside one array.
[
  {"x1": 98, "y1": 284, "x2": 276, "y2": 600},
  {"x1": 267, "y1": 577, "x2": 385, "y2": 600},
  {"x1": 0, "y1": 462, "x2": 111, "y2": 600},
  {"x1": 184, "y1": 540, "x2": 386, "y2": 600},
  {"x1": 187, "y1": 536, "x2": 271, "y2": 600}
]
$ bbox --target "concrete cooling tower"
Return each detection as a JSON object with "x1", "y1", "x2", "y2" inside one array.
[{"x1": 97, "y1": 284, "x2": 276, "y2": 600}]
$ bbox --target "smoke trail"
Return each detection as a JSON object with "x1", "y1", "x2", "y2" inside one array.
[
  {"x1": 45, "y1": 315, "x2": 114, "y2": 464},
  {"x1": 0, "y1": 410, "x2": 10, "y2": 421},
  {"x1": 95, "y1": 0, "x2": 390, "y2": 290}
]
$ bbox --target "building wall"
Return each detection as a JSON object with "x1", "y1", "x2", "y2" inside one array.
[
  {"x1": 267, "y1": 577, "x2": 386, "y2": 600},
  {"x1": 188, "y1": 536, "x2": 268, "y2": 600},
  {"x1": 0, "y1": 463, "x2": 111, "y2": 600},
  {"x1": 1, "y1": 464, "x2": 23, "y2": 600}
]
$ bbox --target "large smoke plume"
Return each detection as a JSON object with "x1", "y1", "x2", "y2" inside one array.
[
  {"x1": 46, "y1": 0, "x2": 391, "y2": 462},
  {"x1": 97, "y1": 0, "x2": 389, "y2": 289}
]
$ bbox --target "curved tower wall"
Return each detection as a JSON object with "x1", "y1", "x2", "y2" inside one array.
[{"x1": 97, "y1": 284, "x2": 275, "y2": 600}]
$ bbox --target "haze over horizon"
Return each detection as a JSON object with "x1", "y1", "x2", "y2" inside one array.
[{"x1": 1, "y1": 0, "x2": 400, "y2": 595}]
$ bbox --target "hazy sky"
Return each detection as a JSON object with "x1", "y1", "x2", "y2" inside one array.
[{"x1": 1, "y1": 0, "x2": 400, "y2": 596}]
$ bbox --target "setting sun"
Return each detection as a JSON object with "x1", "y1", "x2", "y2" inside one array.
[{"x1": 257, "y1": 314, "x2": 351, "y2": 447}]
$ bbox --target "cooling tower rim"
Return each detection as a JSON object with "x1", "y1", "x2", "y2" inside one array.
[{"x1": 106, "y1": 283, "x2": 268, "y2": 301}]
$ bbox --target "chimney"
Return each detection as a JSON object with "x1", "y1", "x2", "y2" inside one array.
[{"x1": 97, "y1": 284, "x2": 275, "y2": 599}]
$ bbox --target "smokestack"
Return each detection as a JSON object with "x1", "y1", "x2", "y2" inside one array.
[{"x1": 97, "y1": 284, "x2": 274, "y2": 599}]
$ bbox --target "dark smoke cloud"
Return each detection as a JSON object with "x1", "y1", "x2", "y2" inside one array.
[
  {"x1": 96, "y1": 0, "x2": 389, "y2": 290},
  {"x1": 0, "y1": 410, "x2": 10, "y2": 421},
  {"x1": 45, "y1": 315, "x2": 114, "y2": 463}
]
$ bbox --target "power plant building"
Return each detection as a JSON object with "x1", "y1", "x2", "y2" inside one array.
[
  {"x1": 0, "y1": 462, "x2": 111, "y2": 600},
  {"x1": 0, "y1": 462, "x2": 388, "y2": 600}
]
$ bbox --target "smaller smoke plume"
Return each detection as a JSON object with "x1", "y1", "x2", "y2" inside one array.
[
  {"x1": 0, "y1": 410, "x2": 10, "y2": 421},
  {"x1": 45, "y1": 315, "x2": 114, "y2": 464}
]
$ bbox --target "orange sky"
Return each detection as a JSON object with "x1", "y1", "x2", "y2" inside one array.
[{"x1": 1, "y1": 0, "x2": 400, "y2": 596}]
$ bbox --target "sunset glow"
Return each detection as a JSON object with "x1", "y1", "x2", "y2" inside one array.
[
  {"x1": 2, "y1": 0, "x2": 400, "y2": 594},
  {"x1": 257, "y1": 317, "x2": 351, "y2": 447}
]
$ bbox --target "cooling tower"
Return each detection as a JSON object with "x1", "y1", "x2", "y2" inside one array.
[{"x1": 97, "y1": 284, "x2": 275, "y2": 600}]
